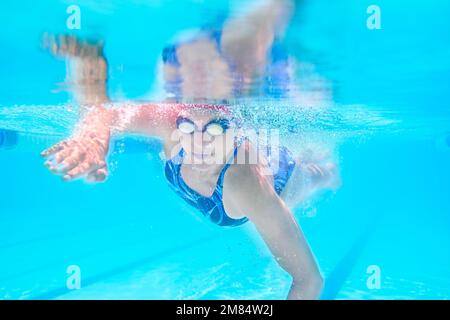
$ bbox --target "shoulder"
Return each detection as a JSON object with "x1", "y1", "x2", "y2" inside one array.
[{"x1": 223, "y1": 139, "x2": 274, "y2": 199}]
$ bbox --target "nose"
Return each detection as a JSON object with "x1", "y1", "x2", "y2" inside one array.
[
  {"x1": 193, "y1": 131, "x2": 203, "y2": 147},
  {"x1": 192, "y1": 131, "x2": 212, "y2": 154}
]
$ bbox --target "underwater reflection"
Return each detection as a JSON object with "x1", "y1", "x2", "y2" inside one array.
[{"x1": 43, "y1": 0, "x2": 323, "y2": 106}]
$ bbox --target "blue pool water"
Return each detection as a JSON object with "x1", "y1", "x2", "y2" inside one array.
[{"x1": 1, "y1": 0, "x2": 450, "y2": 299}]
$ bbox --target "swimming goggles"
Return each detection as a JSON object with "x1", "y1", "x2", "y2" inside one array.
[{"x1": 176, "y1": 116, "x2": 232, "y2": 136}]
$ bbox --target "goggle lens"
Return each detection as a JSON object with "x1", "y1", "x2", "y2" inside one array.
[
  {"x1": 176, "y1": 117, "x2": 231, "y2": 136},
  {"x1": 177, "y1": 121, "x2": 195, "y2": 134},
  {"x1": 205, "y1": 123, "x2": 225, "y2": 136}
]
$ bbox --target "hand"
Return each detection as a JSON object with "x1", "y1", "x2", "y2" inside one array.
[
  {"x1": 42, "y1": 33, "x2": 103, "y2": 58},
  {"x1": 41, "y1": 136, "x2": 109, "y2": 182},
  {"x1": 304, "y1": 161, "x2": 340, "y2": 190}
]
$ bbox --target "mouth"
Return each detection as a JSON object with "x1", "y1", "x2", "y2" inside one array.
[
  {"x1": 192, "y1": 152, "x2": 212, "y2": 159},
  {"x1": 190, "y1": 144, "x2": 214, "y2": 159}
]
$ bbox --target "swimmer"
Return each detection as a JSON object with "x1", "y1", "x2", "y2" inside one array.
[{"x1": 41, "y1": 0, "x2": 339, "y2": 299}]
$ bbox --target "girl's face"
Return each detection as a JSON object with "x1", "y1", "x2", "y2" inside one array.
[{"x1": 176, "y1": 108, "x2": 239, "y2": 164}]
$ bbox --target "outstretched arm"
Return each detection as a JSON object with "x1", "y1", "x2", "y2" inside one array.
[
  {"x1": 41, "y1": 102, "x2": 179, "y2": 182},
  {"x1": 224, "y1": 160, "x2": 323, "y2": 300}
]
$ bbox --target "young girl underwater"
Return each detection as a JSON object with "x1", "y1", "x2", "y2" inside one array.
[{"x1": 41, "y1": 0, "x2": 339, "y2": 299}]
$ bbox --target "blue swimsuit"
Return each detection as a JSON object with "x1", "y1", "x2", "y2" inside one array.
[{"x1": 164, "y1": 141, "x2": 296, "y2": 227}]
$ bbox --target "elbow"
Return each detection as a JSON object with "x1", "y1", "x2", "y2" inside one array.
[
  {"x1": 314, "y1": 273, "x2": 324, "y2": 293},
  {"x1": 293, "y1": 271, "x2": 324, "y2": 299},
  {"x1": 306, "y1": 271, "x2": 324, "y2": 293}
]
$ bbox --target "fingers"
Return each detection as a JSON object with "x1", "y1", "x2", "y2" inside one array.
[
  {"x1": 43, "y1": 144, "x2": 85, "y2": 173},
  {"x1": 42, "y1": 136, "x2": 109, "y2": 183},
  {"x1": 304, "y1": 161, "x2": 340, "y2": 190},
  {"x1": 55, "y1": 34, "x2": 75, "y2": 56},
  {"x1": 62, "y1": 163, "x2": 90, "y2": 181},
  {"x1": 42, "y1": 34, "x2": 80, "y2": 57},
  {"x1": 53, "y1": 146, "x2": 77, "y2": 163},
  {"x1": 41, "y1": 140, "x2": 68, "y2": 157},
  {"x1": 306, "y1": 163, "x2": 324, "y2": 177},
  {"x1": 86, "y1": 166, "x2": 108, "y2": 183},
  {"x1": 44, "y1": 33, "x2": 104, "y2": 58},
  {"x1": 63, "y1": 161, "x2": 99, "y2": 181},
  {"x1": 63, "y1": 159, "x2": 106, "y2": 181},
  {"x1": 43, "y1": 34, "x2": 69, "y2": 56},
  {"x1": 56, "y1": 153, "x2": 86, "y2": 173}
]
